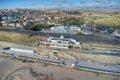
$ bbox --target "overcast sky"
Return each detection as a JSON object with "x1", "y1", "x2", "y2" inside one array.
[{"x1": 0, "y1": 0, "x2": 120, "y2": 10}]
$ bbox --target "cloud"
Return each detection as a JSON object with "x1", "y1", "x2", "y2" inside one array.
[
  {"x1": 93, "y1": 0, "x2": 102, "y2": 2},
  {"x1": 93, "y1": 0, "x2": 114, "y2": 5},
  {"x1": 52, "y1": 0, "x2": 74, "y2": 6},
  {"x1": 29, "y1": 3, "x2": 38, "y2": 5},
  {"x1": 24, "y1": 0, "x2": 120, "y2": 10},
  {"x1": 79, "y1": 0, "x2": 88, "y2": 5}
]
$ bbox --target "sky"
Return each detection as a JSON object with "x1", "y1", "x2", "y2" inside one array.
[{"x1": 0, "y1": 0, "x2": 120, "y2": 10}]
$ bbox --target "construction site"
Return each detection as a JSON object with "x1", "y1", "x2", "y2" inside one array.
[{"x1": 0, "y1": 31, "x2": 120, "y2": 80}]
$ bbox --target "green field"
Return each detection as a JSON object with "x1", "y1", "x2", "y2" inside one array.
[{"x1": 94, "y1": 16, "x2": 120, "y2": 29}]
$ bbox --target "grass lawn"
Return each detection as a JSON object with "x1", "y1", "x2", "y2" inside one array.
[
  {"x1": 94, "y1": 16, "x2": 120, "y2": 29},
  {"x1": 0, "y1": 31, "x2": 42, "y2": 46}
]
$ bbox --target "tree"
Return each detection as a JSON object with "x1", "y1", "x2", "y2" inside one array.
[
  {"x1": 15, "y1": 21, "x2": 17, "y2": 27},
  {"x1": 0, "y1": 16, "x2": 2, "y2": 26},
  {"x1": 0, "y1": 16, "x2": 2, "y2": 21},
  {"x1": 68, "y1": 17, "x2": 85, "y2": 26},
  {"x1": 88, "y1": 20, "x2": 95, "y2": 25},
  {"x1": 30, "y1": 27, "x2": 41, "y2": 31},
  {"x1": 30, "y1": 23, "x2": 42, "y2": 31}
]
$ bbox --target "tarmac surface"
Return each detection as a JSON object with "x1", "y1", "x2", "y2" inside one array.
[{"x1": 0, "y1": 28, "x2": 120, "y2": 44}]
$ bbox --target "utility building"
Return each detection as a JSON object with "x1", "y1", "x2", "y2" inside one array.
[
  {"x1": 2, "y1": 47, "x2": 36, "y2": 54},
  {"x1": 40, "y1": 35, "x2": 82, "y2": 49}
]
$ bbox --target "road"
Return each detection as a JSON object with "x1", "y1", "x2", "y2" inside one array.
[
  {"x1": 0, "y1": 28, "x2": 120, "y2": 44},
  {"x1": 65, "y1": 50, "x2": 120, "y2": 58},
  {"x1": 1, "y1": 52, "x2": 120, "y2": 75},
  {"x1": 76, "y1": 60, "x2": 120, "y2": 74},
  {"x1": 0, "y1": 55, "x2": 16, "y2": 64},
  {"x1": 81, "y1": 51, "x2": 120, "y2": 56}
]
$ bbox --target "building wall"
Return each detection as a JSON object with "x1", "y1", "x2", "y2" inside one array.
[
  {"x1": 10, "y1": 48, "x2": 35, "y2": 54},
  {"x1": 1, "y1": 22, "x2": 22, "y2": 27}
]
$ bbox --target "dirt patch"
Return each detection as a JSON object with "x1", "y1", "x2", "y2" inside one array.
[{"x1": 5, "y1": 66, "x2": 75, "y2": 80}]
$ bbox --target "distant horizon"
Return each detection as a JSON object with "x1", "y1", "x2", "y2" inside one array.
[
  {"x1": 1, "y1": 8, "x2": 120, "y2": 12},
  {"x1": 0, "y1": 0, "x2": 120, "y2": 10}
]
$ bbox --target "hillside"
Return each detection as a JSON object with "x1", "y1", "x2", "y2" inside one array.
[
  {"x1": 94, "y1": 16, "x2": 120, "y2": 29},
  {"x1": 0, "y1": 31, "x2": 43, "y2": 46}
]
